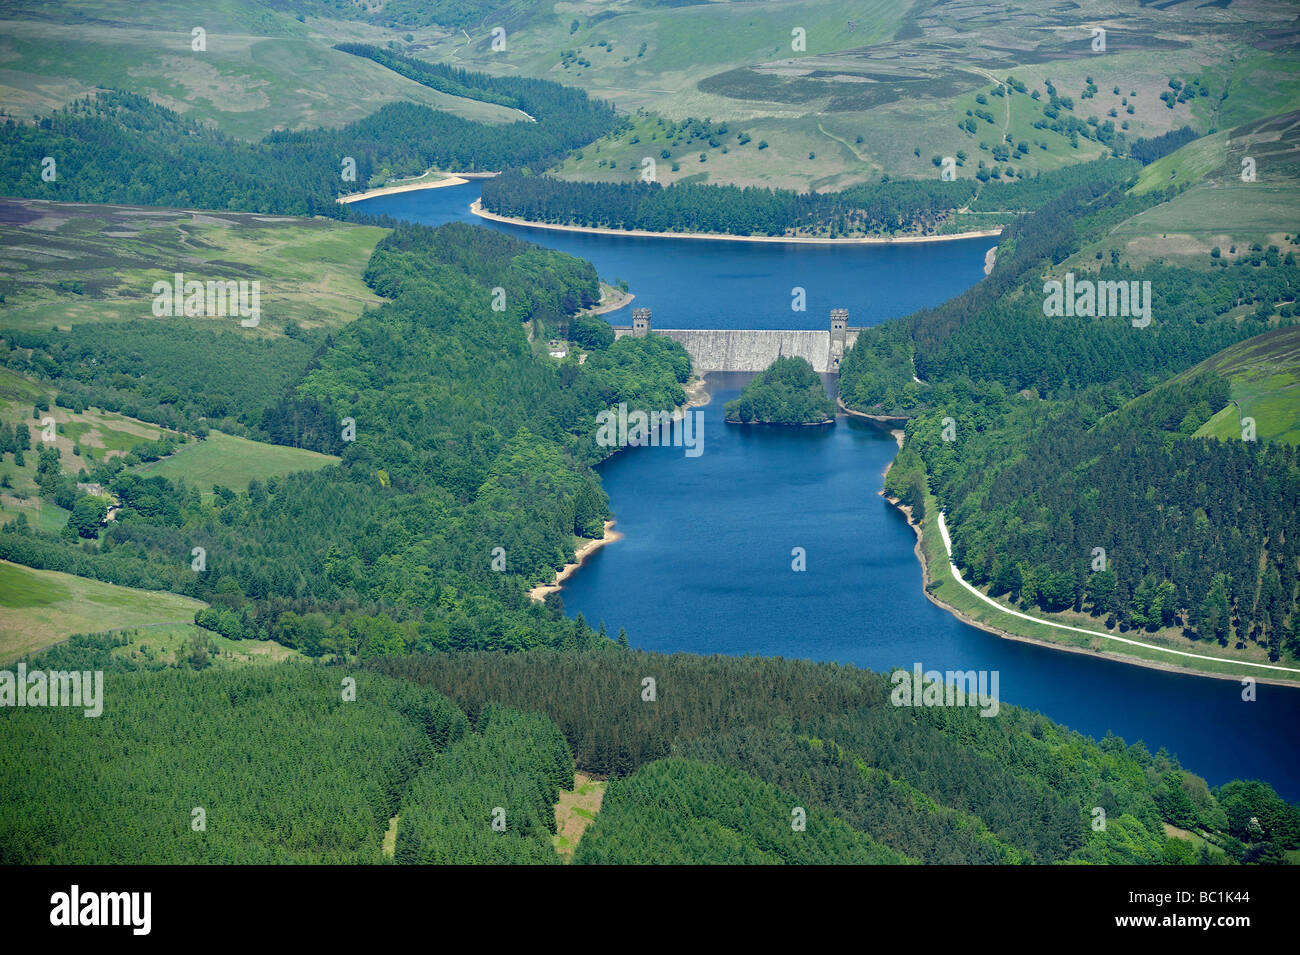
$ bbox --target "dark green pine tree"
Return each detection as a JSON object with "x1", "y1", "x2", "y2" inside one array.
[{"x1": 617, "y1": 627, "x2": 629, "y2": 649}]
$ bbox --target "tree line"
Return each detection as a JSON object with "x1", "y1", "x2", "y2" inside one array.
[
  {"x1": 480, "y1": 157, "x2": 1141, "y2": 238},
  {"x1": 0, "y1": 666, "x2": 466, "y2": 863},
  {"x1": 886, "y1": 378, "x2": 1300, "y2": 659},
  {"x1": 481, "y1": 170, "x2": 980, "y2": 237}
]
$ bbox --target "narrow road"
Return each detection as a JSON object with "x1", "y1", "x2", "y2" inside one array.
[{"x1": 936, "y1": 511, "x2": 1300, "y2": 675}]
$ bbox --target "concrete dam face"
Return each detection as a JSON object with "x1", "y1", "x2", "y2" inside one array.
[
  {"x1": 612, "y1": 309, "x2": 860, "y2": 375},
  {"x1": 655, "y1": 329, "x2": 832, "y2": 373}
]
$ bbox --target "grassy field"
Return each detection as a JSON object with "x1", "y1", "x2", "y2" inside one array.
[
  {"x1": 0, "y1": 559, "x2": 207, "y2": 661},
  {"x1": 548, "y1": 68, "x2": 1118, "y2": 194},
  {"x1": 1134, "y1": 110, "x2": 1300, "y2": 196},
  {"x1": 134, "y1": 430, "x2": 338, "y2": 492},
  {"x1": 0, "y1": 199, "x2": 388, "y2": 336},
  {"x1": 0, "y1": 364, "x2": 338, "y2": 514},
  {"x1": 0, "y1": 366, "x2": 51, "y2": 502},
  {"x1": 1133, "y1": 130, "x2": 1233, "y2": 196},
  {"x1": 0, "y1": 495, "x2": 69, "y2": 534},
  {"x1": 96, "y1": 623, "x2": 303, "y2": 670},
  {"x1": 1067, "y1": 110, "x2": 1300, "y2": 268},
  {"x1": 0, "y1": 4, "x2": 524, "y2": 139},
  {"x1": 1192, "y1": 325, "x2": 1300, "y2": 446},
  {"x1": 1099, "y1": 182, "x2": 1300, "y2": 266}
]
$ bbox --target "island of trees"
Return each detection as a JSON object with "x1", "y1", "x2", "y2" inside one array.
[{"x1": 724, "y1": 357, "x2": 835, "y2": 425}]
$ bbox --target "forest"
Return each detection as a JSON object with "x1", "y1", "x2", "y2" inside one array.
[
  {"x1": 1, "y1": 175, "x2": 1291, "y2": 836},
  {"x1": 838, "y1": 321, "x2": 924, "y2": 414},
  {"x1": 1127, "y1": 126, "x2": 1199, "y2": 166},
  {"x1": 0, "y1": 666, "x2": 467, "y2": 863},
  {"x1": 394, "y1": 704, "x2": 572, "y2": 864},
  {"x1": 883, "y1": 376, "x2": 1300, "y2": 659},
  {"x1": 839, "y1": 167, "x2": 1300, "y2": 661},
  {"x1": 573, "y1": 759, "x2": 908, "y2": 864},
  {"x1": 2, "y1": 36, "x2": 1297, "y2": 866},
  {"x1": 2, "y1": 322, "x2": 320, "y2": 440},
  {"x1": 4, "y1": 649, "x2": 1294, "y2": 864},
  {"x1": 1, "y1": 221, "x2": 689, "y2": 658},
  {"x1": 915, "y1": 259, "x2": 1295, "y2": 394},
  {"x1": 724, "y1": 356, "x2": 835, "y2": 425},
  {"x1": 479, "y1": 157, "x2": 1139, "y2": 238},
  {"x1": 481, "y1": 170, "x2": 978, "y2": 237},
  {"x1": 372, "y1": 650, "x2": 1297, "y2": 864}
]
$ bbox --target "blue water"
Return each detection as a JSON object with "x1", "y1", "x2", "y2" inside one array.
[
  {"x1": 359, "y1": 186, "x2": 1300, "y2": 799},
  {"x1": 355, "y1": 182, "x2": 991, "y2": 329}
]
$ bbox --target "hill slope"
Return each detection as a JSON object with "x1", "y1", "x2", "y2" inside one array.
[{"x1": 1190, "y1": 324, "x2": 1300, "y2": 445}]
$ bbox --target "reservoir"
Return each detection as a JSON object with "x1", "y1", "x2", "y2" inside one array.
[
  {"x1": 354, "y1": 182, "x2": 989, "y2": 329},
  {"x1": 360, "y1": 183, "x2": 1300, "y2": 799}
]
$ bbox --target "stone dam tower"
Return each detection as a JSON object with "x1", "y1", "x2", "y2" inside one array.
[{"x1": 613, "y1": 308, "x2": 861, "y2": 374}]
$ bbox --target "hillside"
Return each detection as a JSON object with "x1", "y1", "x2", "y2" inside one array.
[
  {"x1": 1134, "y1": 110, "x2": 1300, "y2": 196},
  {"x1": 0, "y1": 0, "x2": 1297, "y2": 885},
  {"x1": 1075, "y1": 110, "x2": 1300, "y2": 267},
  {"x1": 5, "y1": 649, "x2": 1294, "y2": 864},
  {"x1": 0, "y1": 1, "x2": 526, "y2": 138},
  {"x1": 840, "y1": 137, "x2": 1300, "y2": 678},
  {"x1": 1190, "y1": 324, "x2": 1300, "y2": 445},
  {"x1": 414, "y1": 0, "x2": 1298, "y2": 193},
  {"x1": 133, "y1": 431, "x2": 339, "y2": 493},
  {"x1": 0, "y1": 559, "x2": 206, "y2": 661},
  {"x1": 0, "y1": 199, "x2": 388, "y2": 336},
  {"x1": 0, "y1": 212, "x2": 689, "y2": 660},
  {"x1": 5, "y1": 1, "x2": 1297, "y2": 197}
]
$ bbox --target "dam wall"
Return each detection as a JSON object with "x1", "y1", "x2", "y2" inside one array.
[
  {"x1": 612, "y1": 324, "x2": 860, "y2": 373},
  {"x1": 610, "y1": 308, "x2": 861, "y2": 374}
]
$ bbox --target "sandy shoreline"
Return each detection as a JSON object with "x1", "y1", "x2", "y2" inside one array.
[
  {"x1": 338, "y1": 170, "x2": 499, "y2": 205},
  {"x1": 338, "y1": 175, "x2": 468, "y2": 204},
  {"x1": 527, "y1": 378, "x2": 711, "y2": 601},
  {"x1": 582, "y1": 285, "x2": 634, "y2": 316},
  {"x1": 528, "y1": 520, "x2": 623, "y2": 602},
  {"x1": 674, "y1": 376, "x2": 712, "y2": 420},
  {"x1": 880, "y1": 487, "x2": 1300, "y2": 686},
  {"x1": 471, "y1": 200, "x2": 1002, "y2": 245},
  {"x1": 527, "y1": 379, "x2": 1294, "y2": 682}
]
